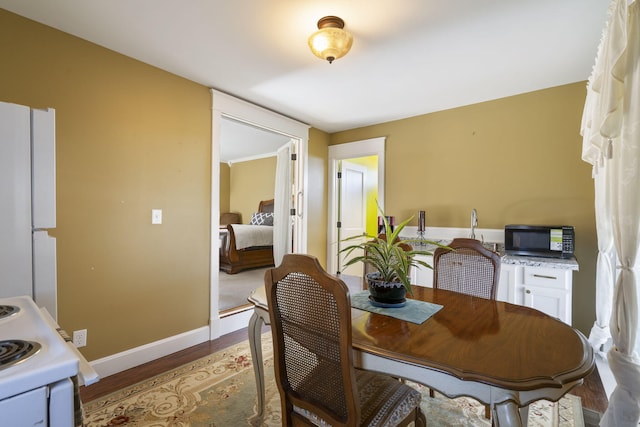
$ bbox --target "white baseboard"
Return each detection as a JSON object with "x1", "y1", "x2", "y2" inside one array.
[
  {"x1": 219, "y1": 309, "x2": 254, "y2": 336},
  {"x1": 89, "y1": 326, "x2": 210, "y2": 380}
]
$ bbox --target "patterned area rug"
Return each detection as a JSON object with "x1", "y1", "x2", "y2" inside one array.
[{"x1": 83, "y1": 334, "x2": 584, "y2": 426}]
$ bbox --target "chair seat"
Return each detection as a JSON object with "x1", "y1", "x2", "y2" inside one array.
[
  {"x1": 294, "y1": 368, "x2": 421, "y2": 427},
  {"x1": 356, "y1": 369, "x2": 422, "y2": 426}
]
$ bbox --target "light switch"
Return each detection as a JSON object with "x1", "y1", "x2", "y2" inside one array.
[{"x1": 151, "y1": 209, "x2": 162, "y2": 225}]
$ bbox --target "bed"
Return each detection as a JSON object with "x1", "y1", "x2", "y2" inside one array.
[{"x1": 219, "y1": 199, "x2": 275, "y2": 274}]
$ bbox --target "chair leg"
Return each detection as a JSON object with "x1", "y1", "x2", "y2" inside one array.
[
  {"x1": 398, "y1": 407, "x2": 426, "y2": 427},
  {"x1": 429, "y1": 388, "x2": 434, "y2": 398},
  {"x1": 485, "y1": 404, "x2": 491, "y2": 420},
  {"x1": 416, "y1": 407, "x2": 427, "y2": 427}
]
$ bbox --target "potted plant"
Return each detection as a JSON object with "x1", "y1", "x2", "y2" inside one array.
[{"x1": 340, "y1": 208, "x2": 444, "y2": 307}]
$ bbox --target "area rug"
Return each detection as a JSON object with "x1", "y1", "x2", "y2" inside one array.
[{"x1": 83, "y1": 334, "x2": 584, "y2": 426}]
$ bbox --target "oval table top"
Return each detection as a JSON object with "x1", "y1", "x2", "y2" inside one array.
[{"x1": 350, "y1": 286, "x2": 594, "y2": 392}]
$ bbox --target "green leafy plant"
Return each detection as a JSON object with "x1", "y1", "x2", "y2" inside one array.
[{"x1": 340, "y1": 207, "x2": 444, "y2": 295}]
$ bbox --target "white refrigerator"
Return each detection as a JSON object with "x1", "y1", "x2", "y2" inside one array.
[{"x1": 0, "y1": 101, "x2": 58, "y2": 320}]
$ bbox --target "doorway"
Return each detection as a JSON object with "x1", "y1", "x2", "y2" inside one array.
[
  {"x1": 218, "y1": 116, "x2": 291, "y2": 314},
  {"x1": 327, "y1": 137, "x2": 385, "y2": 276},
  {"x1": 211, "y1": 90, "x2": 309, "y2": 339}
]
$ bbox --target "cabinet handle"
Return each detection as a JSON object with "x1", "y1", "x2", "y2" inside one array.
[
  {"x1": 297, "y1": 191, "x2": 303, "y2": 217},
  {"x1": 533, "y1": 274, "x2": 557, "y2": 280},
  {"x1": 526, "y1": 289, "x2": 531, "y2": 294}
]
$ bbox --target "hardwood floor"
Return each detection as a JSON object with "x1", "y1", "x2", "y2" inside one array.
[
  {"x1": 80, "y1": 326, "x2": 609, "y2": 415},
  {"x1": 79, "y1": 328, "x2": 251, "y2": 402},
  {"x1": 572, "y1": 364, "x2": 609, "y2": 413}
]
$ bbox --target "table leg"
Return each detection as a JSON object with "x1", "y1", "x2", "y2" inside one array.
[
  {"x1": 494, "y1": 400, "x2": 525, "y2": 427},
  {"x1": 248, "y1": 311, "x2": 265, "y2": 417}
]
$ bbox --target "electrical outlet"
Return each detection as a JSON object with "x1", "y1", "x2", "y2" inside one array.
[{"x1": 73, "y1": 329, "x2": 87, "y2": 348}]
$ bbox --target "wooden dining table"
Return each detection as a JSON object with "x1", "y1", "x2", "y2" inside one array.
[{"x1": 248, "y1": 281, "x2": 594, "y2": 426}]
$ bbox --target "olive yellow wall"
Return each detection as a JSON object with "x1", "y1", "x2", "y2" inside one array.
[
  {"x1": 307, "y1": 128, "x2": 330, "y2": 266},
  {"x1": 219, "y1": 163, "x2": 231, "y2": 214},
  {"x1": 330, "y1": 83, "x2": 597, "y2": 335},
  {"x1": 0, "y1": 10, "x2": 212, "y2": 359},
  {"x1": 229, "y1": 157, "x2": 276, "y2": 222}
]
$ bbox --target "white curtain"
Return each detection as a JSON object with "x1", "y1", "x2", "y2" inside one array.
[
  {"x1": 581, "y1": 0, "x2": 640, "y2": 424},
  {"x1": 588, "y1": 169, "x2": 616, "y2": 357},
  {"x1": 273, "y1": 141, "x2": 292, "y2": 267}
]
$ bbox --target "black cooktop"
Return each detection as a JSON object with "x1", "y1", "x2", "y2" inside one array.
[
  {"x1": 0, "y1": 305, "x2": 20, "y2": 320},
  {"x1": 0, "y1": 340, "x2": 41, "y2": 371}
]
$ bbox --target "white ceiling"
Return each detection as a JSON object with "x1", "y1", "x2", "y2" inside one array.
[
  {"x1": 1, "y1": 0, "x2": 609, "y2": 135},
  {"x1": 220, "y1": 116, "x2": 291, "y2": 163}
]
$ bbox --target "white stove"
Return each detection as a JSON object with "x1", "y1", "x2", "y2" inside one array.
[{"x1": 0, "y1": 295, "x2": 96, "y2": 426}]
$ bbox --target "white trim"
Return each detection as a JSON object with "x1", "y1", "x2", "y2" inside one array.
[
  {"x1": 212, "y1": 90, "x2": 309, "y2": 138},
  {"x1": 89, "y1": 326, "x2": 210, "y2": 379},
  {"x1": 327, "y1": 137, "x2": 386, "y2": 275},
  {"x1": 210, "y1": 89, "x2": 310, "y2": 340},
  {"x1": 219, "y1": 309, "x2": 254, "y2": 336},
  {"x1": 401, "y1": 226, "x2": 505, "y2": 243},
  {"x1": 226, "y1": 151, "x2": 276, "y2": 165}
]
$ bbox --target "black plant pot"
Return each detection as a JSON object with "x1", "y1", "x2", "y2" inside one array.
[{"x1": 366, "y1": 272, "x2": 407, "y2": 308}]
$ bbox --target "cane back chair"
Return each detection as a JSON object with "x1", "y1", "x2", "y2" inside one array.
[
  {"x1": 432, "y1": 237, "x2": 501, "y2": 418},
  {"x1": 433, "y1": 238, "x2": 501, "y2": 299},
  {"x1": 265, "y1": 254, "x2": 426, "y2": 427}
]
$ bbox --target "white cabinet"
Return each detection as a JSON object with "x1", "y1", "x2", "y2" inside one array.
[
  {"x1": 411, "y1": 257, "x2": 575, "y2": 325},
  {"x1": 514, "y1": 266, "x2": 573, "y2": 325},
  {"x1": 411, "y1": 254, "x2": 434, "y2": 288},
  {"x1": 523, "y1": 286, "x2": 570, "y2": 323},
  {"x1": 497, "y1": 264, "x2": 516, "y2": 303}
]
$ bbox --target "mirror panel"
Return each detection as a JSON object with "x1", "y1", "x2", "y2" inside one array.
[{"x1": 218, "y1": 116, "x2": 290, "y2": 314}]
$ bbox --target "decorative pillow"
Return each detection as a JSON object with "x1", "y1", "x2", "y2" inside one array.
[{"x1": 250, "y1": 212, "x2": 274, "y2": 226}]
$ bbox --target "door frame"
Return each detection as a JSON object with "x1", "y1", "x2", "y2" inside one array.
[
  {"x1": 210, "y1": 90, "x2": 310, "y2": 339},
  {"x1": 327, "y1": 137, "x2": 385, "y2": 275}
]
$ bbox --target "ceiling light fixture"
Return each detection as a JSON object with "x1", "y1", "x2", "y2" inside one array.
[{"x1": 308, "y1": 16, "x2": 353, "y2": 64}]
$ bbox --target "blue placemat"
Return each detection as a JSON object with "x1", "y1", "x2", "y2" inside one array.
[{"x1": 350, "y1": 290, "x2": 443, "y2": 324}]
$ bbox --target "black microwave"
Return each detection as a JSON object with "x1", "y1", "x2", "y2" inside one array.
[{"x1": 504, "y1": 225, "x2": 575, "y2": 258}]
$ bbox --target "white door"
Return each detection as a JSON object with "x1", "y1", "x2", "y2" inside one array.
[
  {"x1": 338, "y1": 161, "x2": 367, "y2": 276},
  {"x1": 327, "y1": 137, "x2": 385, "y2": 276}
]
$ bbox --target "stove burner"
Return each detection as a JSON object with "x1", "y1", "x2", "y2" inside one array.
[
  {"x1": 0, "y1": 305, "x2": 20, "y2": 320},
  {"x1": 0, "y1": 340, "x2": 41, "y2": 371}
]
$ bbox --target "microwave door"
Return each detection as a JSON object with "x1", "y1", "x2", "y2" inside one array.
[{"x1": 505, "y1": 225, "x2": 573, "y2": 258}]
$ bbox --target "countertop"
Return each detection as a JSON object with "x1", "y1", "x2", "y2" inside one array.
[
  {"x1": 501, "y1": 254, "x2": 579, "y2": 270},
  {"x1": 403, "y1": 237, "x2": 579, "y2": 271}
]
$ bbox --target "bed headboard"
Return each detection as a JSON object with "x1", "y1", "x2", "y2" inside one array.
[{"x1": 258, "y1": 199, "x2": 274, "y2": 213}]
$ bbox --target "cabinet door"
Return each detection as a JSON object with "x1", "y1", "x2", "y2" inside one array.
[
  {"x1": 412, "y1": 255, "x2": 434, "y2": 288},
  {"x1": 409, "y1": 265, "x2": 418, "y2": 287},
  {"x1": 416, "y1": 265, "x2": 434, "y2": 288},
  {"x1": 522, "y1": 285, "x2": 571, "y2": 325},
  {"x1": 497, "y1": 264, "x2": 517, "y2": 303}
]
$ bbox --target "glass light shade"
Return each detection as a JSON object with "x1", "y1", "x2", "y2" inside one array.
[{"x1": 308, "y1": 27, "x2": 353, "y2": 63}]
